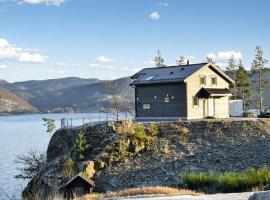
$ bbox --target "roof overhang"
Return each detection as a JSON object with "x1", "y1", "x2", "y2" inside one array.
[{"x1": 196, "y1": 87, "x2": 232, "y2": 98}]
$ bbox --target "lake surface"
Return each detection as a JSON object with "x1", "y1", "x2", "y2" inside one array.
[{"x1": 0, "y1": 113, "x2": 122, "y2": 199}]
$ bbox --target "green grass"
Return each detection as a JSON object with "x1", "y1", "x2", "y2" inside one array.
[{"x1": 180, "y1": 166, "x2": 270, "y2": 193}]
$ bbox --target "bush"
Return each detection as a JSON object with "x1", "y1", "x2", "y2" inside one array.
[
  {"x1": 116, "y1": 120, "x2": 135, "y2": 134},
  {"x1": 133, "y1": 124, "x2": 145, "y2": 140},
  {"x1": 149, "y1": 123, "x2": 159, "y2": 136},
  {"x1": 75, "y1": 131, "x2": 89, "y2": 161},
  {"x1": 62, "y1": 158, "x2": 76, "y2": 181},
  {"x1": 180, "y1": 166, "x2": 270, "y2": 193}
]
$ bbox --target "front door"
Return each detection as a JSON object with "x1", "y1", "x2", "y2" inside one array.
[{"x1": 208, "y1": 98, "x2": 214, "y2": 117}]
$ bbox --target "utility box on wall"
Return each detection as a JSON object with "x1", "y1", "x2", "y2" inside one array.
[{"x1": 229, "y1": 100, "x2": 243, "y2": 117}]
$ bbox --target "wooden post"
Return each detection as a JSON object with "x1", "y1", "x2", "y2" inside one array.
[{"x1": 71, "y1": 118, "x2": 72, "y2": 127}]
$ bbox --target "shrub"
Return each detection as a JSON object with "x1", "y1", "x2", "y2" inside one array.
[
  {"x1": 133, "y1": 124, "x2": 145, "y2": 140},
  {"x1": 116, "y1": 120, "x2": 135, "y2": 134},
  {"x1": 149, "y1": 123, "x2": 159, "y2": 136},
  {"x1": 180, "y1": 166, "x2": 270, "y2": 193},
  {"x1": 62, "y1": 158, "x2": 76, "y2": 181},
  {"x1": 75, "y1": 131, "x2": 89, "y2": 161}
]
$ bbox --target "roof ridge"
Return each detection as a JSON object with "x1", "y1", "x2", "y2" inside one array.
[{"x1": 142, "y1": 62, "x2": 208, "y2": 70}]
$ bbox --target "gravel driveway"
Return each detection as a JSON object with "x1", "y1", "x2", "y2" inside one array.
[{"x1": 113, "y1": 192, "x2": 254, "y2": 200}]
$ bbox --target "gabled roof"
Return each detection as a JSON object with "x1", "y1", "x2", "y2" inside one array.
[
  {"x1": 65, "y1": 172, "x2": 95, "y2": 188},
  {"x1": 196, "y1": 87, "x2": 232, "y2": 98},
  {"x1": 130, "y1": 63, "x2": 234, "y2": 86}
]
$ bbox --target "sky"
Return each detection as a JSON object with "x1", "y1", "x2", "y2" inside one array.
[{"x1": 0, "y1": 0, "x2": 269, "y2": 82}]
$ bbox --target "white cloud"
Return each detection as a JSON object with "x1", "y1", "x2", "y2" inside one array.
[
  {"x1": 19, "y1": 0, "x2": 65, "y2": 6},
  {"x1": 0, "y1": 64, "x2": 7, "y2": 69},
  {"x1": 89, "y1": 63, "x2": 100, "y2": 67},
  {"x1": 0, "y1": 38, "x2": 48, "y2": 63},
  {"x1": 143, "y1": 60, "x2": 155, "y2": 66},
  {"x1": 207, "y1": 51, "x2": 242, "y2": 62},
  {"x1": 48, "y1": 69, "x2": 64, "y2": 74},
  {"x1": 157, "y1": 2, "x2": 168, "y2": 7},
  {"x1": 54, "y1": 62, "x2": 78, "y2": 67},
  {"x1": 96, "y1": 56, "x2": 114, "y2": 63},
  {"x1": 149, "y1": 12, "x2": 160, "y2": 20}
]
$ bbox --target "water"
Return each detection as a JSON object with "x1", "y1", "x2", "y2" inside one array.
[{"x1": 0, "y1": 113, "x2": 122, "y2": 199}]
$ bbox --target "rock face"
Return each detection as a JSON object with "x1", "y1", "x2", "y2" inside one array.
[
  {"x1": 0, "y1": 87, "x2": 37, "y2": 114},
  {"x1": 23, "y1": 119, "x2": 270, "y2": 198},
  {"x1": 249, "y1": 191, "x2": 270, "y2": 200}
]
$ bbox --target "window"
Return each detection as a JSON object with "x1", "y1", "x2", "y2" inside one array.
[
  {"x1": 144, "y1": 75, "x2": 156, "y2": 81},
  {"x1": 193, "y1": 97, "x2": 199, "y2": 106},
  {"x1": 200, "y1": 75, "x2": 206, "y2": 85},
  {"x1": 211, "y1": 76, "x2": 217, "y2": 85},
  {"x1": 165, "y1": 97, "x2": 170, "y2": 103},
  {"x1": 143, "y1": 104, "x2": 151, "y2": 109}
]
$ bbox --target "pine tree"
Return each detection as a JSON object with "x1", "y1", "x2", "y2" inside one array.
[
  {"x1": 176, "y1": 56, "x2": 185, "y2": 65},
  {"x1": 226, "y1": 55, "x2": 238, "y2": 99},
  {"x1": 251, "y1": 46, "x2": 269, "y2": 113},
  {"x1": 154, "y1": 50, "x2": 166, "y2": 67},
  {"x1": 235, "y1": 60, "x2": 252, "y2": 111}
]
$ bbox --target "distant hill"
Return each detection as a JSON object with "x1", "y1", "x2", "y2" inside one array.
[
  {"x1": 0, "y1": 87, "x2": 37, "y2": 114},
  {"x1": 5, "y1": 77, "x2": 99, "y2": 101},
  {"x1": 0, "y1": 77, "x2": 134, "y2": 113},
  {"x1": 28, "y1": 77, "x2": 134, "y2": 113},
  {"x1": 0, "y1": 79, "x2": 9, "y2": 85}
]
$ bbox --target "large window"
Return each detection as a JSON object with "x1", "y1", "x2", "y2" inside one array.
[
  {"x1": 143, "y1": 104, "x2": 151, "y2": 109},
  {"x1": 200, "y1": 75, "x2": 206, "y2": 85},
  {"x1": 193, "y1": 97, "x2": 199, "y2": 106},
  {"x1": 211, "y1": 76, "x2": 217, "y2": 85}
]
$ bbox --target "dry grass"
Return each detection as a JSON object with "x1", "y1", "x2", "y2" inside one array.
[{"x1": 79, "y1": 186, "x2": 200, "y2": 200}]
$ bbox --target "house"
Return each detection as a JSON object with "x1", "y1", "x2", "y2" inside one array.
[
  {"x1": 63, "y1": 172, "x2": 94, "y2": 198},
  {"x1": 130, "y1": 62, "x2": 234, "y2": 120}
]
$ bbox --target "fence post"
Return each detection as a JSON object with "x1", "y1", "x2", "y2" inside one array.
[
  {"x1": 71, "y1": 118, "x2": 72, "y2": 127},
  {"x1": 83, "y1": 117, "x2": 85, "y2": 125}
]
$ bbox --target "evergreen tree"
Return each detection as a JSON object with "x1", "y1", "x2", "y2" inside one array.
[
  {"x1": 154, "y1": 50, "x2": 166, "y2": 67},
  {"x1": 226, "y1": 55, "x2": 238, "y2": 99},
  {"x1": 235, "y1": 60, "x2": 252, "y2": 111},
  {"x1": 251, "y1": 46, "x2": 269, "y2": 113},
  {"x1": 176, "y1": 56, "x2": 185, "y2": 65}
]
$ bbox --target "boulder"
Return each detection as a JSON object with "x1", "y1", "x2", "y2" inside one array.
[{"x1": 249, "y1": 191, "x2": 270, "y2": 200}]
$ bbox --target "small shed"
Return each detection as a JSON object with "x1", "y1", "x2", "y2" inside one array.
[
  {"x1": 229, "y1": 99, "x2": 243, "y2": 117},
  {"x1": 64, "y1": 172, "x2": 95, "y2": 198}
]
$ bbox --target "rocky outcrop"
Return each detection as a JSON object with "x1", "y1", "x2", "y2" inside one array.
[{"x1": 23, "y1": 119, "x2": 270, "y2": 198}]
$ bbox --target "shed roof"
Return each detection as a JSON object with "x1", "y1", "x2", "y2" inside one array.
[
  {"x1": 131, "y1": 63, "x2": 207, "y2": 85},
  {"x1": 65, "y1": 172, "x2": 95, "y2": 188},
  {"x1": 130, "y1": 63, "x2": 234, "y2": 86}
]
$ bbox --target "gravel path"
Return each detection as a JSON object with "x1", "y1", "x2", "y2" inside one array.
[{"x1": 115, "y1": 192, "x2": 254, "y2": 200}]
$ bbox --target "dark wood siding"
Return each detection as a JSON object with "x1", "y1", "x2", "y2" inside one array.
[{"x1": 135, "y1": 83, "x2": 187, "y2": 118}]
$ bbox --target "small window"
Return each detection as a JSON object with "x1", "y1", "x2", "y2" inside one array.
[
  {"x1": 211, "y1": 76, "x2": 217, "y2": 85},
  {"x1": 143, "y1": 104, "x2": 151, "y2": 109},
  {"x1": 193, "y1": 97, "x2": 199, "y2": 106},
  {"x1": 144, "y1": 75, "x2": 156, "y2": 81},
  {"x1": 200, "y1": 76, "x2": 206, "y2": 85}
]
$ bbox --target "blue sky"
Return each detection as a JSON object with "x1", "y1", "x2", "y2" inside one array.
[{"x1": 0, "y1": 0, "x2": 269, "y2": 82}]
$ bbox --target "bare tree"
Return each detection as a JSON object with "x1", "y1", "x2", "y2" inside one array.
[
  {"x1": 14, "y1": 150, "x2": 47, "y2": 180},
  {"x1": 106, "y1": 81, "x2": 125, "y2": 121}
]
